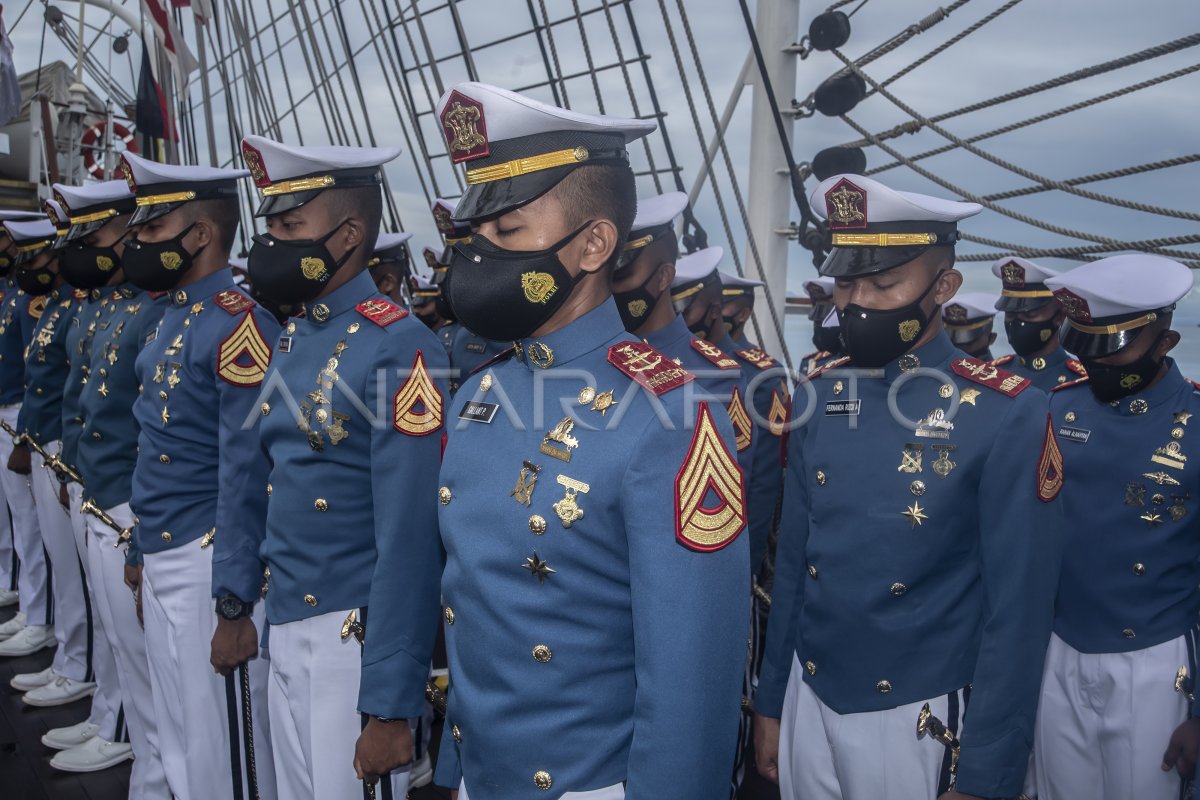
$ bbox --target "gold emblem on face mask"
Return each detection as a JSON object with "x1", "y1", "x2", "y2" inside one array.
[
  {"x1": 160, "y1": 251, "x2": 183, "y2": 270},
  {"x1": 521, "y1": 271, "x2": 558, "y2": 304},
  {"x1": 96, "y1": 255, "x2": 114, "y2": 271},
  {"x1": 1040, "y1": 328, "x2": 1052, "y2": 342},
  {"x1": 627, "y1": 299, "x2": 648, "y2": 318},
  {"x1": 301, "y1": 257, "x2": 326, "y2": 281},
  {"x1": 1120, "y1": 373, "x2": 1143, "y2": 390},
  {"x1": 898, "y1": 319, "x2": 921, "y2": 342}
]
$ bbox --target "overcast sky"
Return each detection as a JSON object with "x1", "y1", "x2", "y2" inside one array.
[{"x1": 7, "y1": 0, "x2": 1198, "y2": 358}]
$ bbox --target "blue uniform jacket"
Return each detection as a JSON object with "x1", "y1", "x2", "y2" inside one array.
[
  {"x1": 0, "y1": 280, "x2": 38, "y2": 404},
  {"x1": 731, "y1": 335, "x2": 791, "y2": 576},
  {"x1": 450, "y1": 324, "x2": 509, "y2": 391},
  {"x1": 255, "y1": 269, "x2": 446, "y2": 719},
  {"x1": 992, "y1": 346, "x2": 1086, "y2": 393},
  {"x1": 130, "y1": 269, "x2": 279, "y2": 588},
  {"x1": 78, "y1": 285, "x2": 166, "y2": 511},
  {"x1": 16, "y1": 286, "x2": 86, "y2": 443},
  {"x1": 60, "y1": 290, "x2": 107, "y2": 473},
  {"x1": 1050, "y1": 362, "x2": 1200, "y2": 719},
  {"x1": 439, "y1": 299, "x2": 749, "y2": 799},
  {"x1": 757, "y1": 331, "x2": 1063, "y2": 798}
]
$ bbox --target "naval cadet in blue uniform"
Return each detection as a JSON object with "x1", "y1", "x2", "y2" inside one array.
[
  {"x1": 123, "y1": 152, "x2": 277, "y2": 800},
  {"x1": 434, "y1": 80, "x2": 748, "y2": 800},
  {"x1": 238, "y1": 134, "x2": 446, "y2": 798},
  {"x1": 1034, "y1": 255, "x2": 1199, "y2": 799},
  {"x1": 991, "y1": 256, "x2": 1087, "y2": 391},
  {"x1": 798, "y1": 276, "x2": 844, "y2": 375},
  {"x1": 941, "y1": 291, "x2": 999, "y2": 361},
  {"x1": 754, "y1": 173, "x2": 1063, "y2": 800},
  {"x1": 368, "y1": 231, "x2": 415, "y2": 303}
]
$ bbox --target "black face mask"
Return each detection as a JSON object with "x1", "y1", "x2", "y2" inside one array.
[
  {"x1": 446, "y1": 221, "x2": 591, "y2": 342},
  {"x1": 414, "y1": 305, "x2": 438, "y2": 329},
  {"x1": 838, "y1": 274, "x2": 940, "y2": 368},
  {"x1": 247, "y1": 219, "x2": 356, "y2": 305},
  {"x1": 613, "y1": 264, "x2": 663, "y2": 331},
  {"x1": 812, "y1": 323, "x2": 843, "y2": 354},
  {"x1": 123, "y1": 224, "x2": 200, "y2": 292},
  {"x1": 1081, "y1": 332, "x2": 1167, "y2": 403},
  {"x1": 15, "y1": 264, "x2": 56, "y2": 295},
  {"x1": 59, "y1": 242, "x2": 123, "y2": 289},
  {"x1": 1005, "y1": 316, "x2": 1058, "y2": 357}
]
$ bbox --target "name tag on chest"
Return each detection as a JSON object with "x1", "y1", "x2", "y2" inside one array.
[
  {"x1": 458, "y1": 400, "x2": 498, "y2": 424},
  {"x1": 1057, "y1": 426, "x2": 1090, "y2": 444},
  {"x1": 465, "y1": 342, "x2": 485, "y2": 354},
  {"x1": 825, "y1": 399, "x2": 861, "y2": 416},
  {"x1": 144, "y1": 328, "x2": 157, "y2": 345},
  {"x1": 278, "y1": 337, "x2": 292, "y2": 353}
]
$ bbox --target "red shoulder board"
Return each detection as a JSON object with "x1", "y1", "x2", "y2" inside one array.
[
  {"x1": 1051, "y1": 376, "x2": 1089, "y2": 392},
  {"x1": 72, "y1": 288, "x2": 88, "y2": 301},
  {"x1": 990, "y1": 354, "x2": 1015, "y2": 367},
  {"x1": 1037, "y1": 414, "x2": 1064, "y2": 502},
  {"x1": 799, "y1": 355, "x2": 851, "y2": 385},
  {"x1": 356, "y1": 298, "x2": 408, "y2": 327},
  {"x1": 214, "y1": 289, "x2": 255, "y2": 315},
  {"x1": 1192, "y1": 380, "x2": 1200, "y2": 392},
  {"x1": 738, "y1": 347, "x2": 779, "y2": 370},
  {"x1": 691, "y1": 339, "x2": 740, "y2": 370},
  {"x1": 608, "y1": 341, "x2": 693, "y2": 396},
  {"x1": 1066, "y1": 359, "x2": 1088, "y2": 377},
  {"x1": 950, "y1": 356, "x2": 1031, "y2": 397}
]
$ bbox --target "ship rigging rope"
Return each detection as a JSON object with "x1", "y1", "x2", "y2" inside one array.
[
  {"x1": 982, "y1": 154, "x2": 1200, "y2": 202},
  {"x1": 831, "y1": 49, "x2": 1200, "y2": 223},
  {"x1": 598, "y1": 0, "x2": 664, "y2": 193},
  {"x1": 863, "y1": 63, "x2": 1200, "y2": 176},
  {"x1": 958, "y1": 236, "x2": 1200, "y2": 268}
]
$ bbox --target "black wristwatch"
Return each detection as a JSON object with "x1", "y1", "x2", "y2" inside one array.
[{"x1": 216, "y1": 595, "x2": 254, "y2": 620}]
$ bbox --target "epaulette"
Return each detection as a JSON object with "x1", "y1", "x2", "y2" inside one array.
[
  {"x1": 738, "y1": 347, "x2": 780, "y2": 370},
  {"x1": 799, "y1": 355, "x2": 851, "y2": 384},
  {"x1": 27, "y1": 295, "x2": 46, "y2": 320},
  {"x1": 356, "y1": 298, "x2": 407, "y2": 327},
  {"x1": 214, "y1": 289, "x2": 255, "y2": 315},
  {"x1": 608, "y1": 340, "x2": 693, "y2": 396},
  {"x1": 950, "y1": 356, "x2": 1031, "y2": 397},
  {"x1": 1189, "y1": 380, "x2": 1200, "y2": 393},
  {"x1": 990, "y1": 354, "x2": 1015, "y2": 367},
  {"x1": 1051, "y1": 376, "x2": 1089, "y2": 393},
  {"x1": 1066, "y1": 359, "x2": 1087, "y2": 377},
  {"x1": 690, "y1": 339, "x2": 740, "y2": 370},
  {"x1": 468, "y1": 344, "x2": 518, "y2": 378},
  {"x1": 72, "y1": 288, "x2": 88, "y2": 301}
]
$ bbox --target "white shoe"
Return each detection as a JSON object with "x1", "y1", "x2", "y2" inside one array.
[
  {"x1": 42, "y1": 720, "x2": 101, "y2": 750},
  {"x1": 0, "y1": 588, "x2": 17, "y2": 607},
  {"x1": 11, "y1": 665, "x2": 56, "y2": 691},
  {"x1": 0, "y1": 623, "x2": 54, "y2": 656},
  {"x1": 0, "y1": 610, "x2": 26, "y2": 640},
  {"x1": 49, "y1": 736, "x2": 133, "y2": 772},
  {"x1": 21, "y1": 675, "x2": 96, "y2": 707},
  {"x1": 410, "y1": 750, "x2": 433, "y2": 788}
]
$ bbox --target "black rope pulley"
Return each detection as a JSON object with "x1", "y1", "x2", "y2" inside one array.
[
  {"x1": 808, "y1": 11, "x2": 852, "y2": 52},
  {"x1": 813, "y1": 72, "x2": 866, "y2": 116}
]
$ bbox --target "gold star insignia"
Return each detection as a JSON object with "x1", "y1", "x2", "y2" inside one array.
[
  {"x1": 161, "y1": 405, "x2": 170, "y2": 426},
  {"x1": 1176, "y1": 411, "x2": 1193, "y2": 426},
  {"x1": 960, "y1": 388, "x2": 980, "y2": 406},
  {"x1": 902, "y1": 501, "x2": 929, "y2": 528},
  {"x1": 190, "y1": 302, "x2": 204, "y2": 315},
  {"x1": 1141, "y1": 511, "x2": 1163, "y2": 527},
  {"x1": 521, "y1": 551, "x2": 556, "y2": 584},
  {"x1": 98, "y1": 382, "x2": 108, "y2": 398}
]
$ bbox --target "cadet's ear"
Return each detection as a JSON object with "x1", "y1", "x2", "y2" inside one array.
[
  {"x1": 192, "y1": 219, "x2": 213, "y2": 249},
  {"x1": 933, "y1": 269, "x2": 963, "y2": 306},
  {"x1": 987, "y1": 331, "x2": 997, "y2": 347},
  {"x1": 375, "y1": 272, "x2": 397, "y2": 298},
  {"x1": 578, "y1": 219, "x2": 619, "y2": 275},
  {"x1": 1158, "y1": 329, "x2": 1181, "y2": 358},
  {"x1": 342, "y1": 216, "x2": 366, "y2": 249}
]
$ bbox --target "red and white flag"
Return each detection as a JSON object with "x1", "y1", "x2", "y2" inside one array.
[
  {"x1": 140, "y1": 0, "x2": 199, "y2": 86},
  {"x1": 171, "y1": 0, "x2": 213, "y2": 25}
]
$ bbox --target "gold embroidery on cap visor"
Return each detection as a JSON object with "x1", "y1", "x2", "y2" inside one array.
[
  {"x1": 260, "y1": 175, "x2": 337, "y2": 196},
  {"x1": 830, "y1": 233, "x2": 938, "y2": 247},
  {"x1": 466, "y1": 147, "x2": 590, "y2": 185},
  {"x1": 135, "y1": 191, "x2": 197, "y2": 206},
  {"x1": 1067, "y1": 312, "x2": 1157, "y2": 335}
]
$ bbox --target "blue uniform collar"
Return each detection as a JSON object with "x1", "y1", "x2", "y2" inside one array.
[
  {"x1": 1111, "y1": 358, "x2": 1189, "y2": 417},
  {"x1": 642, "y1": 313, "x2": 691, "y2": 354},
  {"x1": 880, "y1": 330, "x2": 956, "y2": 381},
  {"x1": 1019, "y1": 345, "x2": 1068, "y2": 372},
  {"x1": 304, "y1": 270, "x2": 376, "y2": 326},
  {"x1": 515, "y1": 297, "x2": 625, "y2": 371},
  {"x1": 732, "y1": 334, "x2": 753, "y2": 350},
  {"x1": 114, "y1": 282, "x2": 140, "y2": 299},
  {"x1": 170, "y1": 267, "x2": 237, "y2": 306},
  {"x1": 711, "y1": 329, "x2": 739, "y2": 355}
]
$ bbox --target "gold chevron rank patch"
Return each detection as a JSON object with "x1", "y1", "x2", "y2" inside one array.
[
  {"x1": 675, "y1": 402, "x2": 746, "y2": 552},
  {"x1": 728, "y1": 387, "x2": 752, "y2": 452},
  {"x1": 1037, "y1": 413, "x2": 1064, "y2": 502},
  {"x1": 768, "y1": 383, "x2": 790, "y2": 437},
  {"x1": 217, "y1": 312, "x2": 270, "y2": 386},
  {"x1": 393, "y1": 350, "x2": 443, "y2": 436}
]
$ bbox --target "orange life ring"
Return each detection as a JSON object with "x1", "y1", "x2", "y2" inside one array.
[{"x1": 80, "y1": 121, "x2": 138, "y2": 178}]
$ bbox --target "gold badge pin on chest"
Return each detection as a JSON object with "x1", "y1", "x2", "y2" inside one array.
[
  {"x1": 540, "y1": 417, "x2": 579, "y2": 462},
  {"x1": 553, "y1": 474, "x2": 590, "y2": 528},
  {"x1": 931, "y1": 445, "x2": 957, "y2": 478},
  {"x1": 511, "y1": 460, "x2": 541, "y2": 506}
]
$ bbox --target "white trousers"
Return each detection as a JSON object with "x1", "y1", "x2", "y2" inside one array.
[
  {"x1": 1034, "y1": 632, "x2": 1191, "y2": 800},
  {"x1": 30, "y1": 445, "x2": 90, "y2": 684},
  {"x1": 779, "y1": 654, "x2": 963, "y2": 800},
  {"x1": 459, "y1": 782, "x2": 625, "y2": 800},
  {"x1": 0, "y1": 404, "x2": 48, "y2": 624},
  {"x1": 268, "y1": 610, "x2": 410, "y2": 800},
  {"x1": 64, "y1": 480, "x2": 120, "y2": 738},
  {"x1": 85, "y1": 502, "x2": 168, "y2": 799},
  {"x1": 142, "y1": 541, "x2": 274, "y2": 800}
]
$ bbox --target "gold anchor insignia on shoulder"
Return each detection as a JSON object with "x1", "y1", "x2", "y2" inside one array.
[
  {"x1": 552, "y1": 474, "x2": 590, "y2": 528},
  {"x1": 931, "y1": 445, "x2": 957, "y2": 478},
  {"x1": 898, "y1": 444, "x2": 923, "y2": 474},
  {"x1": 539, "y1": 417, "x2": 579, "y2": 462},
  {"x1": 511, "y1": 460, "x2": 541, "y2": 506},
  {"x1": 1151, "y1": 441, "x2": 1187, "y2": 470}
]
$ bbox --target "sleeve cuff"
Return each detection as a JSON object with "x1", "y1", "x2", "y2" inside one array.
[
  {"x1": 753, "y1": 658, "x2": 788, "y2": 718},
  {"x1": 358, "y1": 649, "x2": 428, "y2": 720},
  {"x1": 954, "y1": 729, "x2": 1028, "y2": 799}
]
